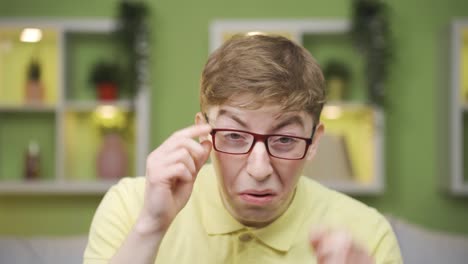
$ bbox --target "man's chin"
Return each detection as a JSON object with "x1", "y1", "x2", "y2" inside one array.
[
  {"x1": 223, "y1": 196, "x2": 283, "y2": 227},
  {"x1": 233, "y1": 206, "x2": 279, "y2": 227}
]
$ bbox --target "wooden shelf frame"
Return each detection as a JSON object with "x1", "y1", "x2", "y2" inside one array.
[
  {"x1": 449, "y1": 19, "x2": 468, "y2": 195},
  {"x1": 0, "y1": 18, "x2": 150, "y2": 194}
]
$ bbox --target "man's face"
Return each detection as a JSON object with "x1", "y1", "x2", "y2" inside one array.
[{"x1": 198, "y1": 103, "x2": 323, "y2": 228}]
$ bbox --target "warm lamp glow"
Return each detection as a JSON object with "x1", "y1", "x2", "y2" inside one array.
[
  {"x1": 20, "y1": 28, "x2": 43, "y2": 43},
  {"x1": 96, "y1": 105, "x2": 118, "y2": 120},
  {"x1": 323, "y1": 105, "x2": 343, "y2": 120},
  {"x1": 246, "y1": 31, "x2": 265, "y2": 36},
  {"x1": 93, "y1": 105, "x2": 127, "y2": 131}
]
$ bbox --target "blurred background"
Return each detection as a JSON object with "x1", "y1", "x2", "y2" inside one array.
[{"x1": 0, "y1": 0, "x2": 468, "y2": 262}]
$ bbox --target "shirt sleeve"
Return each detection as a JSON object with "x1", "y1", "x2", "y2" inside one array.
[
  {"x1": 83, "y1": 178, "x2": 141, "y2": 263},
  {"x1": 371, "y1": 215, "x2": 403, "y2": 264}
]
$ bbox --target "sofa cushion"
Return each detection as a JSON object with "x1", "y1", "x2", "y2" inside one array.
[
  {"x1": 387, "y1": 216, "x2": 468, "y2": 264},
  {"x1": 0, "y1": 235, "x2": 87, "y2": 264}
]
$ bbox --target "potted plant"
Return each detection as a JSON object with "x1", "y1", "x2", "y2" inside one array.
[{"x1": 89, "y1": 61, "x2": 122, "y2": 101}]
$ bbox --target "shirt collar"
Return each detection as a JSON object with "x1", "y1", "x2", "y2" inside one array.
[{"x1": 197, "y1": 165, "x2": 308, "y2": 252}]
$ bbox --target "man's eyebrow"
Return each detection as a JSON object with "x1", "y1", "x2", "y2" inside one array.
[
  {"x1": 272, "y1": 115, "x2": 305, "y2": 131},
  {"x1": 216, "y1": 109, "x2": 248, "y2": 128}
]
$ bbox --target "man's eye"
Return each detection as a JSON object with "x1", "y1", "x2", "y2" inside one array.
[
  {"x1": 276, "y1": 137, "x2": 297, "y2": 144},
  {"x1": 226, "y1": 133, "x2": 244, "y2": 140}
]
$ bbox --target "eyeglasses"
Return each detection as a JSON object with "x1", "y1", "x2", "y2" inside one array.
[{"x1": 209, "y1": 128, "x2": 316, "y2": 160}]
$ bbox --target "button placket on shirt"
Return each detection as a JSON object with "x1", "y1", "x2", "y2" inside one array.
[
  {"x1": 238, "y1": 232, "x2": 253, "y2": 242},
  {"x1": 235, "y1": 231, "x2": 258, "y2": 264}
]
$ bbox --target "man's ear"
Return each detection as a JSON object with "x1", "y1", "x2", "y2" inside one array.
[{"x1": 306, "y1": 123, "x2": 325, "y2": 161}]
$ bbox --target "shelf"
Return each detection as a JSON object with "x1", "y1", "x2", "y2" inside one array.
[
  {"x1": 0, "y1": 112, "x2": 56, "y2": 181},
  {"x1": 0, "y1": 19, "x2": 116, "y2": 33},
  {"x1": 319, "y1": 180, "x2": 384, "y2": 195},
  {"x1": 449, "y1": 20, "x2": 468, "y2": 195},
  {"x1": 0, "y1": 28, "x2": 59, "y2": 106},
  {"x1": 64, "y1": 111, "x2": 136, "y2": 181},
  {"x1": 64, "y1": 100, "x2": 133, "y2": 112},
  {"x1": 0, "y1": 180, "x2": 122, "y2": 195},
  {"x1": 450, "y1": 183, "x2": 468, "y2": 196},
  {"x1": 0, "y1": 18, "x2": 149, "y2": 195},
  {"x1": 304, "y1": 103, "x2": 384, "y2": 194},
  {"x1": 303, "y1": 34, "x2": 366, "y2": 102},
  {"x1": 0, "y1": 104, "x2": 56, "y2": 112},
  {"x1": 65, "y1": 31, "x2": 131, "y2": 101}
]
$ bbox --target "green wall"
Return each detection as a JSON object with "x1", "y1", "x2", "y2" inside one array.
[{"x1": 0, "y1": 0, "x2": 468, "y2": 236}]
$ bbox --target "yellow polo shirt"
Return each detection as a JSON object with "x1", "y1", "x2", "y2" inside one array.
[{"x1": 84, "y1": 165, "x2": 402, "y2": 263}]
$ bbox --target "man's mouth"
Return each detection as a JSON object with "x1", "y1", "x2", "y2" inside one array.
[
  {"x1": 248, "y1": 193, "x2": 271, "y2": 197},
  {"x1": 240, "y1": 190, "x2": 276, "y2": 205}
]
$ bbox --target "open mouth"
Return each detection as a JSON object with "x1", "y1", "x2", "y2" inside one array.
[{"x1": 248, "y1": 193, "x2": 271, "y2": 197}]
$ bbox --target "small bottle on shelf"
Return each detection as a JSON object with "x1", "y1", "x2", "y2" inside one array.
[{"x1": 24, "y1": 140, "x2": 41, "y2": 180}]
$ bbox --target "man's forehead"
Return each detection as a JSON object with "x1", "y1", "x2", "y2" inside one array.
[{"x1": 206, "y1": 105, "x2": 314, "y2": 127}]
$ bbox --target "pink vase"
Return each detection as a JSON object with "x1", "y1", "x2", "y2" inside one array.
[
  {"x1": 96, "y1": 132, "x2": 128, "y2": 180},
  {"x1": 25, "y1": 80, "x2": 44, "y2": 104}
]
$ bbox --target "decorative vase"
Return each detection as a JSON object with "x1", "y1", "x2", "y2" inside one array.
[
  {"x1": 323, "y1": 60, "x2": 351, "y2": 102},
  {"x1": 96, "y1": 132, "x2": 128, "y2": 180},
  {"x1": 25, "y1": 60, "x2": 44, "y2": 104},
  {"x1": 327, "y1": 77, "x2": 346, "y2": 101},
  {"x1": 24, "y1": 141, "x2": 41, "y2": 180},
  {"x1": 97, "y1": 82, "x2": 118, "y2": 101}
]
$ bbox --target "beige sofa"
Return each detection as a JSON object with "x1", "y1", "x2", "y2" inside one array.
[
  {"x1": 387, "y1": 216, "x2": 468, "y2": 263},
  {"x1": 0, "y1": 217, "x2": 467, "y2": 263}
]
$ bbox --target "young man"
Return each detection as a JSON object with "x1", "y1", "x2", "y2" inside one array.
[{"x1": 84, "y1": 34, "x2": 402, "y2": 264}]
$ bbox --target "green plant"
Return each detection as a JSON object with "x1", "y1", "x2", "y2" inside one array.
[
  {"x1": 27, "y1": 59, "x2": 41, "y2": 81},
  {"x1": 351, "y1": 0, "x2": 392, "y2": 106},
  {"x1": 115, "y1": 0, "x2": 150, "y2": 97},
  {"x1": 89, "y1": 61, "x2": 121, "y2": 86},
  {"x1": 323, "y1": 60, "x2": 351, "y2": 83}
]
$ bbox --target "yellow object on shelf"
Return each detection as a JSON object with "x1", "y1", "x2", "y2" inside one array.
[
  {"x1": 305, "y1": 103, "x2": 376, "y2": 184},
  {"x1": 461, "y1": 27, "x2": 468, "y2": 103}
]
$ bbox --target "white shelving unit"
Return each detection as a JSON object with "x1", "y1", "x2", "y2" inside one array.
[
  {"x1": 209, "y1": 19, "x2": 384, "y2": 195},
  {"x1": 449, "y1": 19, "x2": 468, "y2": 195},
  {"x1": 0, "y1": 18, "x2": 150, "y2": 194}
]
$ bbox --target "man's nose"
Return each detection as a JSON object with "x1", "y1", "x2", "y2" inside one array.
[{"x1": 246, "y1": 141, "x2": 274, "y2": 181}]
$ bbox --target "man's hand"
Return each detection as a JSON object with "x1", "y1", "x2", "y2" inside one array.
[
  {"x1": 137, "y1": 124, "x2": 212, "y2": 234},
  {"x1": 310, "y1": 229, "x2": 374, "y2": 264},
  {"x1": 109, "y1": 124, "x2": 212, "y2": 264}
]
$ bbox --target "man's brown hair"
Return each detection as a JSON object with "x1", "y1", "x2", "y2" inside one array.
[{"x1": 200, "y1": 34, "x2": 326, "y2": 123}]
